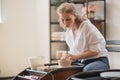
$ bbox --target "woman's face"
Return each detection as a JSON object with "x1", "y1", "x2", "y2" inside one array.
[{"x1": 59, "y1": 13, "x2": 76, "y2": 28}]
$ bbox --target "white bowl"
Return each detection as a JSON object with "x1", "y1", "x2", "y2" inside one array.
[{"x1": 58, "y1": 59, "x2": 71, "y2": 67}]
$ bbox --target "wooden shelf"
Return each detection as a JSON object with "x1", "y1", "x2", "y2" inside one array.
[
  {"x1": 50, "y1": 22, "x2": 59, "y2": 24},
  {"x1": 90, "y1": 19, "x2": 105, "y2": 22},
  {"x1": 50, "y1": 40, "x2": 66, "y2": 43}
]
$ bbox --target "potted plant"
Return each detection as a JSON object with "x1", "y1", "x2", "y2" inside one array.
[{"x1": 54, "y1": 0, "x2": 63, "y2": 7}]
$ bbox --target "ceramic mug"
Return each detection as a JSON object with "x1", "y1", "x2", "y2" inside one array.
[{"x1": 56, "y1": 50, "x2": 67, "y2": 59}]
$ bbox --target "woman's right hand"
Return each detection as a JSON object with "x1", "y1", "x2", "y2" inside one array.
[{"x1": 67, "y1": 53, "x2": 78, "y2": 61}]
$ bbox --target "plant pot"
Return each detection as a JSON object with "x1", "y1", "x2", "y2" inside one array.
[{"x1": 88, "y1": 11, "x2": 95, "y2": 20}]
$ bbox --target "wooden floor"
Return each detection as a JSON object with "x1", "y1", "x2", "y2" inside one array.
[
  {"x1": 0, "y1": 77, "x2": 14, "y2": 80},
  {"x1": 0, "y1": 79, "x2": 13, "y2": 80},
  {"x1": 0, "y1": 78, "x2": 13, "y2": 80}
]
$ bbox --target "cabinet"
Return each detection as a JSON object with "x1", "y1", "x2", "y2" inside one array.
[{"x1": 49, "y1": 0, "x2": 106, "y2": 63}]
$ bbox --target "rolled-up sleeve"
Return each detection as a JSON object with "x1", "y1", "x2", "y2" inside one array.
[{"x1": 86, "y1": 29, "x2": 102, "y2": 53}]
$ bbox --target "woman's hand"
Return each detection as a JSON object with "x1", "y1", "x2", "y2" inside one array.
[
  {"x1": 67, "y1": 50, "x2": 98, "y2": 61},
  {"x1": 67, "y1": 54, "x2": 78, "y2": 61}
]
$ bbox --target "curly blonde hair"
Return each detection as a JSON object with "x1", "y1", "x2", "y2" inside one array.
[{"x1": 57, "y1": 2, "x2": 85, "y2": 29}]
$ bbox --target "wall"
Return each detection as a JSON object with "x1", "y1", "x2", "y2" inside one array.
[
  {"x1": 106, "y1": 0, "x2": 120, "y2": 69},
  {"x1": 0, "y1": 0, "x2": 2, "y2": 23},
  {"x1": 0, "y1": 0, "x2": 49, "y2": 77}
]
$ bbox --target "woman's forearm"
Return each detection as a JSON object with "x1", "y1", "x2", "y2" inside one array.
[
  {"x1": 77, "y1": 50, "x2": 98, "y2": 59},
  {"x1": 68, "y1": 50, "x2": 98, "y2": 61}
]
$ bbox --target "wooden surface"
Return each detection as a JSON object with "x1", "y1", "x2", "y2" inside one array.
[
  {"x1": 42, "y1": 66, "x2": 82, "y2": 80},
  {"x1": 13, "y1": 65, "x2": 83, "y2": 80}
]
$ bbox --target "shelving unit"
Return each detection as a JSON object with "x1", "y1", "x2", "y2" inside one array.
[
  {"x1": 49, "y1": 0, "x2": 106, "y2": 63},
  {"x1": 71, "y1": 0, "x2": 106, "y2": 37},
  {"x1": 50, "y1": 0, "x2": 68, "y2": 63}
]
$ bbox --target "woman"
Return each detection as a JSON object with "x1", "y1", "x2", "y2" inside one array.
[{"x1": 57, "y1": 3, "x2": 109, "y2": 71}]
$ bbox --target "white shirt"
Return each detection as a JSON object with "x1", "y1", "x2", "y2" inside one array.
[{"x1": 65, "y1": 19, "x2": 108, "y2": 59}]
